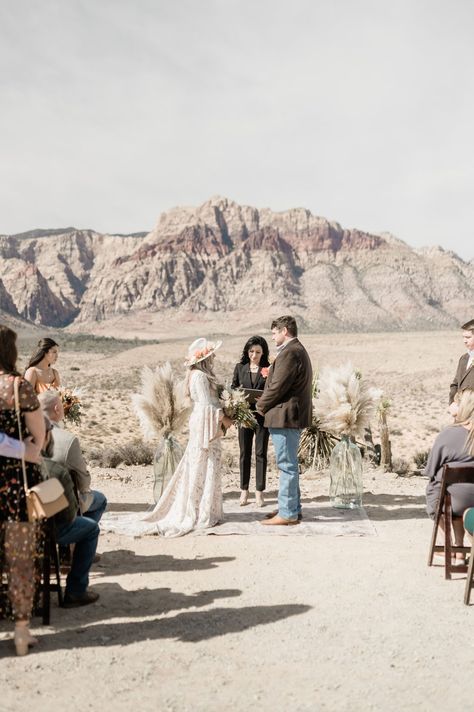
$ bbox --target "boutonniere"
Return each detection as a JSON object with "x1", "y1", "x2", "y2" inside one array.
[{"x1": 260, "y1": 367, "x2": 269, "y2": 378}]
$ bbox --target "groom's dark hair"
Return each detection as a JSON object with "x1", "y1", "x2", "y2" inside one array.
[{"x1": 271, "y1": 315, "x2": 298, "y2": 337}]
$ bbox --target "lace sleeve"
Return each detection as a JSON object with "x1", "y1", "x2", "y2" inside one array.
[
  {"x1": 190, "y1": 371, "x2": 222, "y2": 447},
  {"x1": 19, "y1": 378, "x2": 40, "y2": 412}
]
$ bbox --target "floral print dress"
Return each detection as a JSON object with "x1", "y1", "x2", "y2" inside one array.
[{"x1": 0, "y1": 372, "x2": 43, "y2": 620}]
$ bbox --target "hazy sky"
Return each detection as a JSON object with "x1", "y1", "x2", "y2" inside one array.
[{"x1": 1, "y1": 0, "x2": 473, "y2": 259}]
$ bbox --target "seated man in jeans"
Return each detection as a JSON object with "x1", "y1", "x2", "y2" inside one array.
[
  {"x1": 43, "y1": 422, "x2": 100, "y2": 607},
  {"x1": 38, "y1": 390, "x2": 107, "y2": 525}
]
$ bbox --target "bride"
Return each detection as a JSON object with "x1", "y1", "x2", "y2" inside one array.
[{"x1": 106, "y1": 338, "x2": 233, "y2": 538}]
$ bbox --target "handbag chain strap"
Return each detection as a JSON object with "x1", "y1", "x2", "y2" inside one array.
[{"x1": 13, "y1": 376, "x2": 30, "y2": 497}]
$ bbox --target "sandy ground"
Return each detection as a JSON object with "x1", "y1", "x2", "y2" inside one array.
[{"x1": 1, "y1": 330, "x2": 472, "y2": 711}]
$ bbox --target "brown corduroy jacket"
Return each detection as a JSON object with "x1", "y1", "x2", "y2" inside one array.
[
  {"x1": 449, "y1": 353, "x2": 474, "y2": 404},
  {"x1": 256, "y1": 338, "x2": 313, "y2": 429}
]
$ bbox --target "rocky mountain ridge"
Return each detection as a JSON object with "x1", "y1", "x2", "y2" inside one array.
[{"x1": 0, "y1": 196, "x2": 473, "y2": 333}]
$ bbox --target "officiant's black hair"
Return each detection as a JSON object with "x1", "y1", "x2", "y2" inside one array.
[
  {"x1": 462, "y1": 320, "x2": 474, "y2": 332},
  {"x1": 239, "y1": 336, "x2": 270, "y2": 367}
]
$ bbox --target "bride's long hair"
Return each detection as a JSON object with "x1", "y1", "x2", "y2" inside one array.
[{"x1": 185, "y1": 354, "x2": 219, "y2": 396}]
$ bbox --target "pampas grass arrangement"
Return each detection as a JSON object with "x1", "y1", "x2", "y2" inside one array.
[
  {"x1": 131, "y1": 362, "x2": 190, "y2": 502},
  {"x1": 315, "y1": 363, "x2": 382, "y2": 440},
  {"x1": 314, "y1": 363, "x2": 381, "y2": 508},
  {"x1": 131, "y1": 362, "x2": 190, "y2": 440}
]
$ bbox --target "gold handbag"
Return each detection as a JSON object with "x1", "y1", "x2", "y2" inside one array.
[{"x1": 14, "y1": 377, "x2": 69, "y2": 521}]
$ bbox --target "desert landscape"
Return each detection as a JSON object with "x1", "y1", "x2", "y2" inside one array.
[
  {"x1": 3, "y1": 0, "x2": 474, "y2": 708},
  {"x1": 1, "y1": 327, "x2": 472, "y2": 711}
]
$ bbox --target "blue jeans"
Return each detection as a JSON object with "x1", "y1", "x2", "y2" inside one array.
[
  {"x1": 57, "y1": 516, "x2": 99, "y2": 595},
  {"x1": 269, "y1": 428, "x2": 302, "y2": 520},
  {"x1": 84, "y1": 490, "x2": 107, "y2": 523}
]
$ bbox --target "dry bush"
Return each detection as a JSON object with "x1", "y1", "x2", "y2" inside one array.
[
  {"x1": 88, "y1": 439, "x2": 154, "y2": 468},
  {"x1": 392, "y1": 457, "x2": 411, "y2": 476}
]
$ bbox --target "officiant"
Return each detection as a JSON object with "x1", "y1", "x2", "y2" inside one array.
[
  {"x1": 231, "y1": 336, "x2": 270, "y2": 507},
  {"x1": 449, "y1": 319, "x2": 474, "y2": 414}
]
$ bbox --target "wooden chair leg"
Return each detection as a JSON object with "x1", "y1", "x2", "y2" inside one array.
[
  {"x1": 445, "y1": 494, "x2": 453, "y2": 580},
  {"x1": 42, "y1": 529, "x2": 51, "y2": 626},
  {"x1": 464, "y1": 540, "x2": 474, "y2": 605},
  {"x1": 428, "y1": 510, "x2": 442, "y2": 566},
  {"x1": 51, "y1": 538, "x2": 63, "y2": 607}
]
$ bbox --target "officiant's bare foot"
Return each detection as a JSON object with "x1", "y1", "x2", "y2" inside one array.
[
  {"x1": 261, "y1": 514, "x2": 299, "y2": 526},
  {"x1": 239, "y1": 490, "x2": 249, "y2": 506}
]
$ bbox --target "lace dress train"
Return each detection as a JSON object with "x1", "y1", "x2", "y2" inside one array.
[{"x1": 103, "y1": 370, "x2": 223, "y2": 538}]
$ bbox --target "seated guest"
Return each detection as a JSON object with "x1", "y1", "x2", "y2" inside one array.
[
  {"x1": 426, "y1": 389, "x2": 474, "y2": 560},
  {"x1": 38, "y1": 390, "x2": 107, "y2": 523},
  {"x1": 42, "y1": 422, "x2": 100, "y2": 607}
]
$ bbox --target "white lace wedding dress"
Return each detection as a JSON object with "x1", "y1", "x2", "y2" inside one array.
[{"x1": 102, "y1": 370, "x2": 224, "y2": 538}]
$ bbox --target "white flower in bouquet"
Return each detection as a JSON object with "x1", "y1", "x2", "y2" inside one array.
[{"x1": 220, "y1": 386, "x2": 257, "y2": 430}]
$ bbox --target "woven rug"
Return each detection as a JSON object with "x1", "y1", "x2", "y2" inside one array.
[{"x1": 194, "y1": 499, "x2": 376, "y2": 537}]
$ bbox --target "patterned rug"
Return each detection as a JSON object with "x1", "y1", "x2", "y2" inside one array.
[{"x1": 195, "y1": 499, "x2": 377, "y2": 537}]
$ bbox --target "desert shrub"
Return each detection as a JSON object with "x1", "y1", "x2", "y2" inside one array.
[
  {"x1": 413, "y1": 450, "x2": 429, "y2": 469},
  {"x1": 88, "y1": 439, "x2": 154, "y2": 468},
  {"x1": 118, "y1": 440, "x2": 154, "y2": 466},
  {"x1": 392, "y1": 457, "x2": 411, "y2": 476},
  {"x1": 88, "y1": 447, "x2": 123, "y2": 468}
]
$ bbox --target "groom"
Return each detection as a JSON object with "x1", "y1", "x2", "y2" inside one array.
[{"x1": 256, "y1": 315, "x2": 313, "y2": 525}]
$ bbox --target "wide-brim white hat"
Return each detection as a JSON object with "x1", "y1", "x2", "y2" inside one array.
[{"x1": 184, "y1": 338, "x2": 222, "y2": 367}]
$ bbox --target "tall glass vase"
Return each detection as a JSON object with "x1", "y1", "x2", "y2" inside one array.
[
  {"x1": 153, "y1": 433, "x2": 183, "y2": 503},
  {"x1": 329, "y1": 435, "x2": 363, "y2": 509}
]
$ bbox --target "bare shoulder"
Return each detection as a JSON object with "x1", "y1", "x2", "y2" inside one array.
[{"x1": 24, "y1": 366, "x2": 37, "y2": 383}]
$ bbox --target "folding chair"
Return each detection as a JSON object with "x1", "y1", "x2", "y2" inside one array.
[{"x1": 427, "y1": 463, "x2": 474, "y2": 580}]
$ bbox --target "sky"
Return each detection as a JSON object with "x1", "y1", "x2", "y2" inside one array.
[{"x1": 0, "y1": 0, "x2": 473, "y2": 259}]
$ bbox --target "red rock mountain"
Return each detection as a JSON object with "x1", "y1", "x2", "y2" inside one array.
[{"x1": 0, "y1": 197, "x2": 473, "y2": 332}]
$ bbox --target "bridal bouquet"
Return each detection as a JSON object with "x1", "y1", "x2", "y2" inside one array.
[
  {"x1": 220, "y1": 387, "x2": 258, "y2": 431},
  {"x1": 60, "y1": 387, "x2": 83, "y2": 425}
]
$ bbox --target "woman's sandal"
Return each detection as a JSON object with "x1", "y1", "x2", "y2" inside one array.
[{"x1": 239, "y1": 491, "x2": 249, "y2": 506}]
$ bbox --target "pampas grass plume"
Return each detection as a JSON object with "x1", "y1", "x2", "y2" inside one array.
[
  {"x1": 315, "y1": 362, "x2": 381, "y2": 439},
  {"x1": 131, "y1": 362, "x2": 190, "y2": 440}
]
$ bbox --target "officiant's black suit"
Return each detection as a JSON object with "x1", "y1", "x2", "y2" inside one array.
[{"x1": 231, "y1": 363, "x2": 270, "y2": 492}]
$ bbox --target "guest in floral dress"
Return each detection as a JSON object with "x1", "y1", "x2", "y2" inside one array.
[{"x1": 0, "y1": 325, "x2": 45, "y2": 656}]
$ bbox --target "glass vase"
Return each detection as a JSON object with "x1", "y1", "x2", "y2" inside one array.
[
  {"x1": 329, "y1": 435, "x2": 363, "y2": 509},
  {"x1": 153, "y1": 434, "x2": 183, "y2": 503}
]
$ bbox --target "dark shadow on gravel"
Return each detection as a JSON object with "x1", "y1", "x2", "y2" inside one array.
[
  {"x1": 94, "y1": 550, "x2": 235, "y2": 576},
  {"x1": 0, "y1": 602, "x2": 311, "y2": 654}
]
